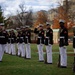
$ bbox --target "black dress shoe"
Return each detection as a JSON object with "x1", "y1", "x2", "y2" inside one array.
[
  {"x1": 45, "y1": 62, "x2": 52, "y2": 64},
  {"x1": 18, "y1": 55, "x2": 20, "y2": 57},
  {"x1": 60, "y1": 66, "x2": 67, "y2": 68},
  {"x1": 48, "y1": 63, "x2": 52, "y2": 64},
  {"x1": 9, "y1": 54, "x2": 12, "y2": 55},
  {"x1": 39, "y1": 60, "x2": 44, "y2": 62},
  {"x1": 25, "y1": 58, "x2": 31, "y2": 59},
  {"x1": 0, "y1": 61, "x2": 2, "y2": 62}
]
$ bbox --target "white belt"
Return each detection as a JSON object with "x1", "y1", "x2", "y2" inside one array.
[
  {"x1": 8, "y1": 38, "x2": 11, "y2": 39},
  {"x1": 17, "y1": 37, "x2": 19, "y2": 39},
  {"x1": 60, "y1": 37, "x2": 64, "y2": 38},
  {"x1": 74, "y1": 36, "x2": 75, "y2": 38},
  {"x1": 11, "y1": 38, "x2": 14, "y2": 39},
  {"x1": 38, "y1": 37, "x2": 41, "y2": 38},
  {"x1": 0, "y1": 36, "x2": 5, "y2": 38},
  {"x1": 46, "y1": 37, "x2": 49, "y2": 38},
  {"x1": 26, "y1": 36, "x2": 28, "y2": 38},
  {"x1": 20, "y1": 37, "x2": 23, "y2": 39}
]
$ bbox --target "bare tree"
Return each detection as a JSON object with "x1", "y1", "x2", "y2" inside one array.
[
  {"x1": 67, "y1": 0, "x2": 75, "y2": 23},
  {"x1": 16, "y1": 4, "x2": 33, "y2": 27},
  {"x1": 62, "y1": 0, "x2": 75, "y2": 22},
  {"x1": 4, "y1": 3, "x2": 33, "y2": 29}
]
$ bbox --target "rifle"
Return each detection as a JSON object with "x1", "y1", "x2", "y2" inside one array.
[
  {"x1": 25, "y1": 36, "x2": 28, "y2": 59},
  {"x1": 44, "y1": 53, "x2": 47, "y2": 63},
  {"x1": 44, "y1": 37, "x2": 49, "y2": 64},
  {"x1": 58, "y1": 54, "x2": 60, "y2": 67},
  {"x1": 57, "y1": 36, "x2": 61, "y2": 67}
]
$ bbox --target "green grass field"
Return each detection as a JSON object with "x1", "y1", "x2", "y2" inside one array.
[{"x1": 0, "y1": 44, "x2": 75, "y2": 75}]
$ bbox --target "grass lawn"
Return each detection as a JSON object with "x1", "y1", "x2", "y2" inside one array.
[{"x1": 0, "y1": 44, "x2": 75, "y2": 75}]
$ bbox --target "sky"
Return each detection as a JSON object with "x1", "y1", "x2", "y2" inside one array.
[{"x1": 0, "y1": 0, "x2": 63, "y2": 17}]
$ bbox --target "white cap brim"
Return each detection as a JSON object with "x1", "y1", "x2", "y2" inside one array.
[
  {"x1": 39, "y1": 24, "x2": 43, "y2": 27},
  {"x1": 59, "y1": 19, "x2": 65, "y2": 23},
  {"x1": 0, "y1": 23, "x2": 4, "y2": 26}
]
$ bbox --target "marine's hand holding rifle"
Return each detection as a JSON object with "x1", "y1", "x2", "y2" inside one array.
[
  {"x1": 63, "y1": 46, "x2": 66, "y2": 49},
  {"x1": 74, "y1": 49, "x2": 75, "y2": 54}
]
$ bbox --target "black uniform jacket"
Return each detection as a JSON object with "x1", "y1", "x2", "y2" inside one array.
[
  {"x1": 59, "y1": 27, "x2": 68, "y2": 47},
  {"x1": 24, "y1": 29, "x2": 31, "y2": 44},
  {"x1": 73, "y1": 34, "x2": 75, "y2": 48},
  {"x1": 8, "y1": 33, "x2": 16, "y2": 44},
  {"x1": 45, "y1": 28, "x2": 53, "y2": 45},
  {"x1": 17, "y1": 32, "x2": 24, "y2": 43},
  {"x1": 0, "y1": 31, "x2": 8, "y2": 44},
  {"x1": 34, "y1": 28, "x2": 45, "y2": 44}
]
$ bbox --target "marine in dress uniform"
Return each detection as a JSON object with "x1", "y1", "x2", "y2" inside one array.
[
  {"x1": 16, "y1": 28, "x2": 20, "y2": 56},
  {"x1": 72, "y1": 26, "x2": 75, "y2": 72},
  {"x1": 16, "y1": 28, "x2": 25, "y2": 58},
  {"x1": 24, "y1": 26, "x2": 31, "y2": 59},
  {"x1": 34, "y1": 24, "x2": 44, "y2": 62},
  {"x1": 16, "y1": 28, "x2": 21, "y2": 56},
  {"x1": 7, "y1": 31, "x2": 11, "y2": 54},
  {"x1": 73, "y1": 26, "x2": 75, "y2": 53},
  {"x1": 16, "y1": 27, "x2": 20, "y2": 55},
  {"x1": 45, "y1": 22, "x2": 53, "y2": 64},
  {"x1": 0, "y1": 23, "x2": 7, "y2": 62},
  {"x1": 8, "y1": 30, "x2": 16, "y2": 55},
  {"x1": 4, "y1": 30, "x2": 9, "y2": 54},
  {"x1": 59, "y1": 19, "x2": 68, "y2": 68}
]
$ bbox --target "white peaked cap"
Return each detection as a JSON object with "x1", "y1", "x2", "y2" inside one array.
[
  {"x1": 59, "y1": 19, "x2": 65, "y2": 23},
  {"x1": 16, "y1": 28, "x2": 20, "y2": 30},
  {"x1": 20, "y1": 26, "x2": 23, "y2": 28},
  {"x1": 46, "y1": 22, "x2": 51, "y2": 26},
  {"x1": 22, "y1": 26, "x2": 26, "y2": 28},
  {"x1": 25, "y1": 26, "x2": 30, "y2": 28},
  {"x1": 39, "y1": 24, "x2": 43, "y2": 27},
  {"x1": 0, "y1": 23, "x2": 4, "y2": 26},
  {"x1": 46, "y1": 22, "x2": 50, "y2": 25}
]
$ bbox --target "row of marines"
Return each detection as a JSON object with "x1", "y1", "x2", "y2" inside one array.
[
  {"x1": 0, "y1": 19, "x2": 74, "y2": 68},
  {"x1": 0, "y1": 26, "x2": 31, "y2": 60}
]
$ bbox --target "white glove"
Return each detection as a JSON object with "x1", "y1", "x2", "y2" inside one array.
[
  {"x1": 74, "y1": 49, "x2": 75, "y2": 53},
  {"x1": 23, "y1": 42, "x2": 25, "y2": 45},
  {"x1": 49, "y1": 44, "x2": 51, "y2": 47},
  {"x1": 28, "y1": 43, "x2": 30, "y2": 45},
  {"x1": 63, "y1": 46, "x2": 66, "y2": 49},
  {"x1": 17, "y1": 43, "x2": 19, "y2": 45}
]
